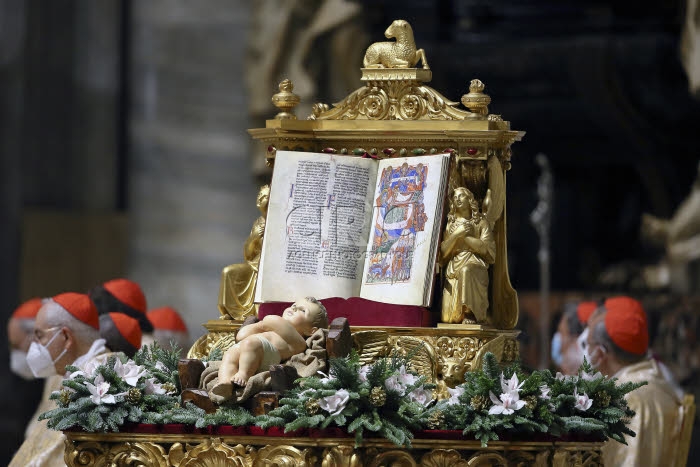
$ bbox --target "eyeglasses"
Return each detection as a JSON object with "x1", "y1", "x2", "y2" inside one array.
[{"x1": 33, "y1": 326, "x2": 62, "y2": 343}]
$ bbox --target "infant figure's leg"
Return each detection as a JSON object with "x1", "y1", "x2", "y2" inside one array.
[
  {"x1": 210, "y1": 344, "x2": 241, "y2": 401},
  {"x1": 232, "y1": 337, "x2": 264, "y2": 386}
]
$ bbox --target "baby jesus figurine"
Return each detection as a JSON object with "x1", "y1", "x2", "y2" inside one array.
[{"x1": 210, "y1": 297, "x2": 329, "y2": 401}]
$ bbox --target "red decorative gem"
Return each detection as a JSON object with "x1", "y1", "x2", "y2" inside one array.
[
  {"x1": 322, "y1": 147, "x2": 337, "y2": 154},
  {"x1": 467, "y1": 148, "x2": 478, "y2": 155},
  {"x1": 383, "y1": 148, "x2": 396, "y2": 156},
  {"x1": 267, "y1": 145, "x2": 275, "y2": 153},
  {"x1": 443, "y1": 148, "x2": 456, "y2": 154}
]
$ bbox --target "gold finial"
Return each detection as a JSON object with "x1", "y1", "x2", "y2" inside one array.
[
  {"x1": 461, "y1": 79, "x2": 491, "y2": 119},
  {"x1": 271, "y1": 79, "x2": 300, "y2": 120}
]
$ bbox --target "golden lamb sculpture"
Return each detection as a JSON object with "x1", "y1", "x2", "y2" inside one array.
[{"x1": 363, "y1": 19, "x2": 430, "y2": 69}]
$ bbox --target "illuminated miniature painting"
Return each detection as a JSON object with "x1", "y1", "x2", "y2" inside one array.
[{"x1": 365, "y1": 162, "x2": 429, "y2": 284}]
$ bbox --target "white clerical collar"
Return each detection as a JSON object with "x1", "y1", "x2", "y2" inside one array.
[{"x1": 71, "y1": 338, "x2": 108, "y2": 369}]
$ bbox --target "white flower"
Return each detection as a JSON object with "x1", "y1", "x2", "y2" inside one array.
[
  {"x1": 446, "y1": 386, "x2": 465, "y2": 406},
  {"x1": 555, "y1": 372, "x2": 575, "y2": 382},
  {"x1": 580, "y1": 370, "x2": 603, "y2": 382},
  {"x1": 317, "y1": 370, "x2": 333, "y2": 384},
  {"x1": 500, "y1": 372, "x2": 524, "y2": 394},
  {"x1": 113, "y1": 359, "x2": 147, "y2": 387},
  {"x1": 385, "y1": 365, "x2": 419, "y2": 395},
  {"x1": 573, "y1": 388, "x2": 593, "y2": 411},
  {"x1": 318, "y1": 389, "x2": 350, "y2": 415},
  {"x1": 385, "y1": 374, "x2": 405, "y2": 394},
  {"x1": 358, "y1": 365, "x2": 371, "y2": 383},
  {"x1": 396, "y1": 365, "x2": 418, "y2": 386},
  {"x1": 155, "y1": 361, "x2": 168, "y2": 372},
  {"x1": 539, "y1": 384, "x2": 551, "y2": 400},
  {"x1": 68, "y1": 358, "x2": 101, "y2": 379},
  {"x1": 144, "y1": 378, "x2": 167, "y2": 395},
  {"x1": 488, "y1": 390, "x2": 526, "y2": 415},
  {"x1": 407, "y1": 387, "x2": 433, "y2": 407},
  {"x1": 85, "y1": 374, "x2": 116, "y2": 405}
]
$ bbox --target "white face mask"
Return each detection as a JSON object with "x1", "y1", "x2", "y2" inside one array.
[
  {"x1": 550, "y1": 332, "x2": 563, "y2": 367},
  {"x1": 26, "y1": 329, "x2": 67, "y2": 378},
  {"x1": 10, "y1": 349, "x2": 35, "y2": 380},
  {"x1": 577, "y1": 328, "x2": 589, "y2": 361}
]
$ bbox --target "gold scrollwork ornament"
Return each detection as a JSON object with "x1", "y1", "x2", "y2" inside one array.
[
  {"x1": 110, "y1": 442, "x2": 169, "y2": 466},
  {"x1": 322, "y1": 446, "x2": 362, "y2": 467},
  {"x1": 255, "y1": 445, "x2": 316, "y2": 466},
  {"x1": 366, "y1": 448, "x2": 417, "y2": 467},
  {"x1": 420, "y1": 449, "x2": 468, "y2": 467},
  {"x1": 170, "y1": 439, "x2": 254, "y2": 467},
  {"x1": 65, "y1": 441, "x2": 108, "y2": 467},
  {"x1": 465, "y1": 451, "x2": 507, "y2": 466}
]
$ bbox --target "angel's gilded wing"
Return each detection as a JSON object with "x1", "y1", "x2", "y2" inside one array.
[
  {"x1": 208, "y1": 333, "x2": 239, "y2": 355},
  {"x1": 389, "y1": 336, "x2": 438, "y2": 382},
  {"x1": 484, "y1": 155, "x2": 505, "y2": 229},
  {"x1": 472, "y1": 335, "x2": 506, "y2": 370},
  {"x1": 353, "y1": 330, "x2": 389, "y2": 366}
]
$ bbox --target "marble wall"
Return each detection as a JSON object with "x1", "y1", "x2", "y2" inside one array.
[{"x1": 128, "y1": 1, "x2": 259, "y2": 343}]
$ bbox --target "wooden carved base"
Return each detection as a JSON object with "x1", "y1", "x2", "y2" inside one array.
[{"x1": 64, "y1": 431, "x2": 604, "y2": 466}]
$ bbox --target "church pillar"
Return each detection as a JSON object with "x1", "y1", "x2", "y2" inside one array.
[{"x1": 128, "y1": 1, "x2": 259, "y2": 340}]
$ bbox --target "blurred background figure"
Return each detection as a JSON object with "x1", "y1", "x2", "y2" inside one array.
[
  {"x1": 147, "y1": 306, "x2": 190, "y2": 352},
  {"x1": 7, "y1": 297, "x2": 64, "y2": 441},
  {"x1": 552, "y1": 300, "x2": 597, "y2": 375},
  {"x1": 586, "y1": 296, "x2": 685, "y2": 467},
  {"x1": 99, "y1": 312, "x2": 142, "y2": 358},
  {"x1": 11, "y1": 292, "x2": 104, "y2": 467},
  {"x1": 90, "y1": 278, "x2": 154, "y2": 344},
  {"x1": 8, "y1": 298, "x2": 43, "y2": 380}
]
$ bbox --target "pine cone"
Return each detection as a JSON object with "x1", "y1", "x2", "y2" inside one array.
[
  {"x1": 594, "y1": 390, "x2": 611, "y2": 408},
  {"x1": 426, "y1": 410, "x2": 445, "y2": 429},
  {"x1": 305, "y1": 399, "x2": 320, "y2": 415},
  {"x1": 525, "y1": 395, "x2": 538, "y2": 410},
  {"x1": 126, "y1": 388, "x2": 143, "y2": 404},
  {"x1": 370, "y1": 387, "x2": 387, "y2": 407},
  {"x1": 162, "y1": 382, "x2": 177, "y2": 394},
  {"x1": 470, "y1": 394, "x2": 489, "y2": 411},
  {"x1": 58, "y1": 389, "x2": 72, "y2": 406}
]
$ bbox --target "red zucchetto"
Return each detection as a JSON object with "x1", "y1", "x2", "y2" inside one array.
[
  {"x1": 576, "y1": 301, "x2": 598, "y2": 325},
  {"x1": 147, "y1": 307, "x2": 187, "y2": 332},
  {"x1": 53, "y1": 292, "x2": 99, "y2": 330},
  {"x1": 11, "y1": 298, "x2": 43, "y2": 320},
  {"x1": 103, "y1": 278, "x2": 147, "y2": 313},
  {"x1": 603, "y1": 296, "x2": 649, "y2": 356}
]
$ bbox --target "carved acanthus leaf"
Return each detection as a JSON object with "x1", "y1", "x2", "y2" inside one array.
[{"x1": 311, "y1": 83, "x2": 471, "y2": 121}]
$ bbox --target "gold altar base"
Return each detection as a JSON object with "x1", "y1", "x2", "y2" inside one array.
[
  {"x1": 63, "y1": 429, "x2": 605, "y2": 466},
  {"x1": 189, "y1": 320, "x2": 520, "y2": 392}
]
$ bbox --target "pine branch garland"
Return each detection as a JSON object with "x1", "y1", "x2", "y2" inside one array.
[{"x1": 39, "y1": 344, "x2": 645, "y2": 450}]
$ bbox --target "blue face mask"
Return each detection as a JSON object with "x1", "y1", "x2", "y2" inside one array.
[{"x1": 551, "y1": 332, "x2": 563, "y2": 367}]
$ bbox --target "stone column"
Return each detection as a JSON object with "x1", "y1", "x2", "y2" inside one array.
[{"x1": 129, "y1": 1, "x2": 259, "y2": 342}]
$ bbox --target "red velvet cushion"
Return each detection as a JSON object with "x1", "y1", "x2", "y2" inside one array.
[{"x1": 258, "y1": 297, "x2": 432, "y2": 327}]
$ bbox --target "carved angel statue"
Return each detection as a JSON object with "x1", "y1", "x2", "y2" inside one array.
[
  {"x1": 439, "y1": 186, "x2": 496, "y2": 324},
  {"x1": 217, "y1": 184, "x2": 270, "y2": 320}
]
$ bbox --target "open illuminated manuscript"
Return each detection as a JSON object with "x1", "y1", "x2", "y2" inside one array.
[{"x1": 257, "y1": 150, "x2": 450, "y2": 306}]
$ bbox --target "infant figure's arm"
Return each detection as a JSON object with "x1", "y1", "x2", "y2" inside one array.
[
  {"x1": 236, "y1": 315, "x2": 286, "y2": 342},
  {"x1": 260, "y1": 315, "x2": 307, "y2": 356}
]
